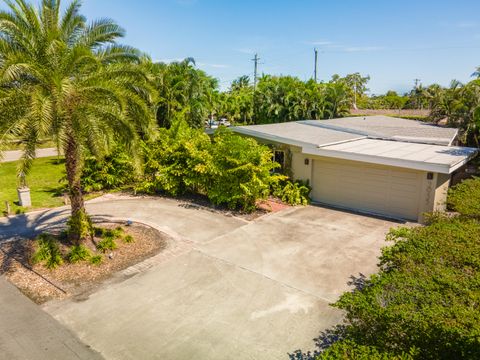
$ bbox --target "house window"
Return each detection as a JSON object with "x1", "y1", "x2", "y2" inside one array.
[{"x1": 273, "y1": 150, "x2": 285, "y2": 172}]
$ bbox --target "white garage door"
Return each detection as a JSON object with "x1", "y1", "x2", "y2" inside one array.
[{"x1": 311, "y1": 158, "x2": 422, "y2": 220}]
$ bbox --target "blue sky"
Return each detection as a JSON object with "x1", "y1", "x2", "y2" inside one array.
[{"x1": 20, "y1": 1, "x2": 480, "y2": 93}]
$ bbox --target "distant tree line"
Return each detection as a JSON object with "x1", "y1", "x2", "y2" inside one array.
[{"x1": 148, "y1": 58, "x2": 480, "y2": 146}]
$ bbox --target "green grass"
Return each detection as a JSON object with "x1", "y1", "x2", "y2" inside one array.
[{"x1": 0, "y1": 156, "x2": 66, "y2": 214}]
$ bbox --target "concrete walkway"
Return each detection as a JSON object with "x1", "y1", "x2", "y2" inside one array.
[
  {"x1": 1, "y1": 148, "x2": 58, "y2": 162},
  {"x1": 0, "y1": 276, "x2": 102, "y2": 360},
  {"x1": 0, "y1": 195, "x2": 399, "y2": 359}
]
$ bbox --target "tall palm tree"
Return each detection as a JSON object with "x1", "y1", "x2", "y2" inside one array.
[{"x1": 0, "y1": 0, "x2": 154, "y2": 243}]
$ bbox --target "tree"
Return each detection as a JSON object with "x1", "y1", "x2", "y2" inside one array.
[
  {"x1": 149, "y1": 58, "x2": 218, "y2": 129},
  {"x1": 231, "y1": 75, "x2": 251, "y2": 91},
  {"x1": 0, "y1": 0, "x2": 153, "y2": 243}
]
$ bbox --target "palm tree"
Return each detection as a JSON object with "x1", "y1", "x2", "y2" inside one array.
[
  {"x1": 0, "y1": 0, "x2": 154, "y2": 243},
  {"x1": 472, "y1": 66, "x2": 480, "y2": 79}
]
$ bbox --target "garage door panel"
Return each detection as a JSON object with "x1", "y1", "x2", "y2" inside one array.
[{"x1": 311, "y1": 159, "x2": 421, "y2": 220}]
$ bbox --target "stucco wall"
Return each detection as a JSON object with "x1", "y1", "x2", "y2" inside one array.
[
  {"x1": 291, "y1": 149, "x2": 312, "y2": 183},
  {"x1": 434, "y1": 173, "x2": 451, "y2": 211}
]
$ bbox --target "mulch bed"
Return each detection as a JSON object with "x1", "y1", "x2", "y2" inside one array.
[{"x1": 0, "y1": 222, "x2": 167, "y2": 304}]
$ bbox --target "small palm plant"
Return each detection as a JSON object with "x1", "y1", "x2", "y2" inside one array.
[{"x1": 0, "y1": 0, "x2": 154, "y2": 244}]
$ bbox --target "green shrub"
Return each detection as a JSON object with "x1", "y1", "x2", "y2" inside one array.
[
  {"x1": 32, "y1": 234, "x2": 63, "y2": 269},
  {"x1": 315, "y1": 340, "x2": 415, "y2": 359},
  {"x1": 89, "y1": 255, "x2": 103, "y2": 265},
  {"x1": 272, "y1": 178, "x2": 311, "y2": 205},
  {"x1": 206, "y1": 128, "x2": 278, "y2": 211},
  {"x1": 138, "y1": 121, "x2": 212, "y2": 196},
  {"x1": 447, "y1": 177, "x2": 480, "y2": 217},
  {"x1": 139, "y1": 123, "x2": 278, "y2": 212},
  {"x1": 332, "y1": 216, "x2": 480, "y2": 359},
  {"x1": 123, "y1": 234, "x2": 134, "y2": 243},
  {"x1": 96, "y1": 236, "x2": 117, "y2": 252},
  {"x1": 67, "y1": 245, "x2": 91, "y2": 263},
  {"x1": 81, "y1": 146, "x2": 137, "y2": 192}
]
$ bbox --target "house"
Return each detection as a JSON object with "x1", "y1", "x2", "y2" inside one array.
[{"x1": 232, "y1": 116, "x2": 478, "y2": 222}]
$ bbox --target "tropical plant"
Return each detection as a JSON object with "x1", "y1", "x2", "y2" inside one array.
[
  {"x1": 272, "y1": 179, "x2": 311, "y2": 205},
  {"x1": 0, "y1": 0, "x2": 154, "y2": 244},
  {"x1": 207, "y1": 128, "x2": 278, "y2": 211},
  {"x1": 147, "y1": 58, "x2": 218, "y2": 128},
  {"x1": 81, "y1": 146, "x2": 138, "y2": 192},
  {"x1": 138, "y1": 118, "x2": 213, "y2": 196},
  {"x1": 32, "y1": 233, "x2": 63, "y2": 269},
  {"x1": 67, "y1": 244, "x2": 91, "y2": 263}
]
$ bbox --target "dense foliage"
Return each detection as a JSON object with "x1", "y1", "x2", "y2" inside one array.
[
  {"x1": 81, "y1": 147, "x2": 138, "y2": 192},
  {"x1": 138, "y1": 124, "x2": 278, "y2": 211},
  {"x1": 139, "y1": 121, "x2": 212, "y2": 196},
  {"x1": 147, "y1": 58, "x2": 218, "y2": 128},
  {"x1": 307, "y1": 180, "x2": 480, "y2": 360},
  {"x1": 207, "y1": 128, "x2": 277, "y2": 211},
  {"x1": 218, "y1": 75, "x2": 352, "y2": 124},
  {"x1": 447, "y1": 177, "x2": 480, "y2": 217}
]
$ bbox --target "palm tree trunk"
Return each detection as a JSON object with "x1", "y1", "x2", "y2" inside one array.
[{"x1": 64, "y1": 133, "x2": 88, "y2": 244}]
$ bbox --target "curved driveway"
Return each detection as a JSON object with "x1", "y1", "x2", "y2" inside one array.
[{"x1": 0, "y1": 194, "x2": 400, "y2": 359}]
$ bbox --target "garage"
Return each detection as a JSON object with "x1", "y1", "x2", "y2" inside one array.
[
  {"x1": 232, "y1": 116, "x2": 478, "y2": 222},
  {"x1": 311, "y1": 158, "x2": 422, "y2": 220}
]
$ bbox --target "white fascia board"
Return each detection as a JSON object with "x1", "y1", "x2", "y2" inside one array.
[
  {"x1": 231, "y1": 127, "x2": 313, "y2": 148},
  {"x1": 448, "y1": 149, "x2": 479, "y2": 173},
  {"x1": 302, "y1": 146, "x2": 452, "y2": 174}
]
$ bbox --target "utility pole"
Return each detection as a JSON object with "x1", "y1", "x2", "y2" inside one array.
[
  {"x1": 252, "y1": 53, "x2": 260, "y2": 123},
  {"x1": 252, "y1": 53, "x2": 260, "y2": 90},
  {"x1": 353, "y1": 79, "x2": 358, "y2": 110},
  {"x1": 414, "y1": 78, "x2": 421, "y2": 109},
  {"x1": 314, "y1": 48, "x2": 318, "y2": 83}
]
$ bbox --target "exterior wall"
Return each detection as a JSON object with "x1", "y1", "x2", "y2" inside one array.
[
  {"x1": 434, "y1": 173, "x2": 451, "y2": 211},
  {"x1": 291, "y1": 149, "x2": 312, "y2": 183},
  {"x1": 416, "y1": 172, "x2": 451, "y2": 223}
]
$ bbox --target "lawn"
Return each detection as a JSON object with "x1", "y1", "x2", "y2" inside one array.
[{"x1": 0, "y1": 157, "x2": 66, "y2": 215}]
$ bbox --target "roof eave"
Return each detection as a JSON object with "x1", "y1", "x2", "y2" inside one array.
[{"x1": 302, "y1": 146, "x2": 455, "y2": 174}]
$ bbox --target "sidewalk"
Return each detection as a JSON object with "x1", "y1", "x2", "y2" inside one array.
[
  {"x1": 1, "y1": 148, "x2": 58, "y2": 162},
  {"x1": 0, "y1": 276, "x2": 102, "y2": 359}
]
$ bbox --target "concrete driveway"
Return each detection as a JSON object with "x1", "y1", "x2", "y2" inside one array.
[{"x1": 28, "y1": 197, "x2": 400, "y2": 359}]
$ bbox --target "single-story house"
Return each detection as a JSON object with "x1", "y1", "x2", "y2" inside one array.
[{"x1": 232, "y1": 116, "x2": 478, "y2": 222}]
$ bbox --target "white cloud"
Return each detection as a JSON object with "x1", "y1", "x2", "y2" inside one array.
[{"x1": 343, "y1": 46, "x2": 384, "y2": 52}]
